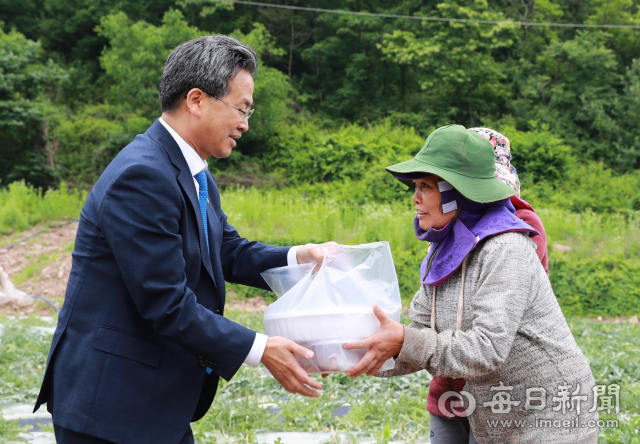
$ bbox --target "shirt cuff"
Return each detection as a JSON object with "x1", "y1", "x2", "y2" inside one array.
[
  {"x1": 243, "y1": 332, "x2": 268, "y2": 367},
  {"x1": 287, "y1": 246, "x2": 299, "y2": 266}
]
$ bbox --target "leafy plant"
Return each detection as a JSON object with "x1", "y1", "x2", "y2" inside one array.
[{"x1": 0, "y1": 181, "x2": 85, "y2": 235}]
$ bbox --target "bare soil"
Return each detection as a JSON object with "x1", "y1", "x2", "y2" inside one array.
[
  {"x1": 0, "y1": 297, "x2": 53, "y2": 316},
  {"x1": 225, "y1": 293, "x2": 268, "y2": 312},
  {"x1": 0, "y1": 222, "x2": 77, "y2": 315},
  {"x1": 0, "y1": 222, "x2": 268, "y2": 316},
  {"x1": 0, "y1": 223, "x2": 76, "y2": 295}
]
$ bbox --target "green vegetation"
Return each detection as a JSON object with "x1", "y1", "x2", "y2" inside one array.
[
  {"x1": 0, "y1": 315, "x2": 54, "y2": 404},
  {"x1": 2, "y1": 182, "x2": 639, "y2": 317},
  {"x1": 0, "y1": 412, "x2": 27, "y2": 443},
  {"x1": 0, "y1": 181, "x2": 85, "y2": 235},
  {"x1": 2, "y1": 0, "x2": 639, "y2": 319},
  {"x1": 12, "y1": 250, "x2": 60, "y2": 286},
  {"x1": 2, "y1": 0, "x2": 640, "y2": 208},
  {"x1": 1, "y1": 313, "x2": 637, "y2": 443},
  {"x1": 2, "y1": 1, "x2": 640, "y2": 440},
  {"x1": 220, "y1": 187, "x2": 640, "y2": 317},
  {"x1": 571, "y1": 319, "x2": 640, "y2": 443}
]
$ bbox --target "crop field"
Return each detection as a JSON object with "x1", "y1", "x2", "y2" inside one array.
[{"x1": 1, "y1": 312, "x2": 638, "y2": 443}]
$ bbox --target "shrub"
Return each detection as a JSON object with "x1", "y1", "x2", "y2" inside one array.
[
  {"x1": 53, "y1": 104, "x2": 150, "y2": 187},
  {"x1": 550, "y1": 254, "x2": 640, "y2": 318},
  {"x1": 0, "y1": 181, "x2": 85, "y2": 234},
  {"x1": 266, "y1": 119, "x2": 424, "y2": 203}
]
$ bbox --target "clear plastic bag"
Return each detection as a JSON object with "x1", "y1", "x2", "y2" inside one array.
[{"x1": 262, "y1": 241, "x2": 401, "y2": 375}]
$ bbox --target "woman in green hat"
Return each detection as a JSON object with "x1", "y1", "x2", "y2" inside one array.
[{"x1": 343, "y1": 125, "x2": 598, "y2": 443}]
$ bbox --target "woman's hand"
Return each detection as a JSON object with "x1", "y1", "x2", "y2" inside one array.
[{"x1": 343, "y1": 304, "x2": 405, "y2": 378}]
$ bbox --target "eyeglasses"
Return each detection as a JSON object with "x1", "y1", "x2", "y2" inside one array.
[{"x1": 188, "y1": 88, "x2": 254, "y2": 122}]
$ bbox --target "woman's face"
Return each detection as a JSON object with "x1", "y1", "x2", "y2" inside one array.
[{"x1": 412, "y1": 175, "x2": 457, "y2": 231}]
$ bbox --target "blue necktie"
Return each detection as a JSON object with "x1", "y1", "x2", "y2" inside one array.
[
  {"x1": 194, "y1": 171, "x2": 209, "y2": 252},
  {"x1": 194, "y1": 171, "x2": 213, "y2": 375}
]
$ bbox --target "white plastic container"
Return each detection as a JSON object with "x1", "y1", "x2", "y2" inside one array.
[{"x1": 262, "y1": 242, "x2": 401, "y2": 374}]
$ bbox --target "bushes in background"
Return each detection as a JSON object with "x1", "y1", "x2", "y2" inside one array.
[
  {"x1": 0, "y1": 181, "x2": 85, "y2": 235},
  {"x1": 551, "y1": 254, "x2": 640, "y2": 318},
  {"x1": 219, "y1": 188, "x2": 639, "y2": 317},
  {"x1": 1, "y1": 170, "x2": 638, "y2": 318}
]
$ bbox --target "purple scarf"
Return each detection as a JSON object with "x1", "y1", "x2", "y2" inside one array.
[{"x1": 416, "y1": 187, "x2": 539, "y2": 286}]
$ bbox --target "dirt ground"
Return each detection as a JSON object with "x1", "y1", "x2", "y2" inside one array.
[
  {"x1": 0, "y1": 222, "x2": 77, "y2": 315},
  {"x1": 0, "y1": 222, "x2": 269, "y2": 316}
]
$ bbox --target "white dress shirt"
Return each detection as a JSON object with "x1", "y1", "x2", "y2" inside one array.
[{"x1": 158, "y1": 118, "x2": 299, "y2": 366}]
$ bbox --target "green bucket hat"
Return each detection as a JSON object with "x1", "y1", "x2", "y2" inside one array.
[{"x1": 386, "y1": 124, "x2": 516, "y2": 203}]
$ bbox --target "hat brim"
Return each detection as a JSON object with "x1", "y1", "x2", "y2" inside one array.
[{"x1": 386, "y1": 158, "x2": 516, "y2": 203}]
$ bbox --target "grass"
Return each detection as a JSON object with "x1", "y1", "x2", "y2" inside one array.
[
  {"x1": 0, "y1": 183, "x2": 639, "y2": 441},
  {"x1": 0, "y1": 181, "x2": 85, "y2": 235},
  {"x1": 220, "y1": 187, "x2": 417, "y2": 250},
  {"x1": 2, "y1": 313, "x2": 637, "y2": 443},
  {"x1": 220, "y1": 187, "x2": 640, "y2": 315},
  {"x1": 2, "y1": 183, "x2": 640, "y2": 315},
  {"x1": 538, "y1": 209, "x2": 640, "y2": 260},
  {"x1": 200, "y1": 312, "x2": 640, "y2": 443},
  {"x1": 0, "y1": 315, "x2": 55, "y2": 404},
  {"x1": 12, "y1": 252, "x2": 59, "y2": 286},
  {"x1": 571, "y1": 319, "x2": 640, "y2": 443},
  {"x1": 2, "y1": 180, "x2": 639, "y2": 267},
  {"x1": 3, "y1": 180, "x2": 640, "y2": 267},
  {"x1": 219, "y1": 187, "x2": 640, "y2": 262},
  {"x1": 0, "y1": 412, "x2": 28, "y2": 443}
]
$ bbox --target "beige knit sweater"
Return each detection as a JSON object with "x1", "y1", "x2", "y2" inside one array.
[{"x1": 377, "y1": 232, "x2": 598, "y2": 443}]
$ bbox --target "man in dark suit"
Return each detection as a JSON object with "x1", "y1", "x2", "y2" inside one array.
[{"x1": 34, "y1": 35, "x2": 329, "y2": 444}]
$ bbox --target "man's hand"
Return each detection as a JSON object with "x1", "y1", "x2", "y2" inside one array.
[
  {"x1": 296, "y1": 242, "x2": 339, "y2": 271},
  {"x1": 260, "y1": 336, "x2": 323, "y2": 397},
  {"x1": 343, "y1": 304, "x2": 405, "y2": 378}
]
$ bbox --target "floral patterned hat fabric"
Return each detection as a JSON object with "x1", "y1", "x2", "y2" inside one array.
[{"x1": 468, "y1": 127, "x2": 521, "y2": 198}]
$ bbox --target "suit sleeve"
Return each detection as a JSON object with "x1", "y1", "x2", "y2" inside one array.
[{"x1": 100, "y1": 164, "x2": 253, "y2": 381}]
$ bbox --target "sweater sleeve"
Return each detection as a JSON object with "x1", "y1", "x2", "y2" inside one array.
[{"x1": 376, "y1": 285, "x2": 438, "y2": 378}]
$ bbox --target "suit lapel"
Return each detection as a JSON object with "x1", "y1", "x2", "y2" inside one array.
[{"x1": 148, "y1": 120, "x2": 216, "y2": 285}]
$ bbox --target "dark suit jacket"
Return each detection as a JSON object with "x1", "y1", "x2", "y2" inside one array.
[{"x1": 34, "y1": 120, "x2": 288, "y2": 444}]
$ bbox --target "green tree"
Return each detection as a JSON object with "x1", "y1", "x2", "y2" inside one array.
[
  {"x1": 379, "y1": 0, "x2": 515, "y2": 128},
  {"x1": 97, "y1": 10, "x2": 292, "y2": 174},
  {"x1": 0, "y1": 26, "x2": 67, "y2": 189},
  {"x1": 97, "y1": 10, "x2": 202, "y2": 119},
  {"x1": 512, "y1": 30, "x2": 623, "y2": 165},
  {"x1": 587, "y1": 0, "x2": 640, "y2": 66},
  {"x1": 53, "y1": 104, "x2": 149, "y2": 186}
]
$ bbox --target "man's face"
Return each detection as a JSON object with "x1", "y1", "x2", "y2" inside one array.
[{"x1": 195, "y1": 69, "x2": 254, "y2": 159}]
